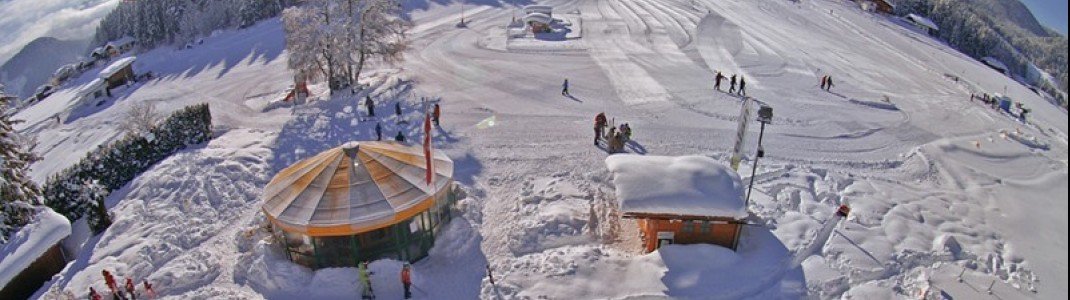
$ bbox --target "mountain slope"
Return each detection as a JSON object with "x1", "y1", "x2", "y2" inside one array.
[{"x1": 0, "y1": 37, "x2": 88, "y2": 99}]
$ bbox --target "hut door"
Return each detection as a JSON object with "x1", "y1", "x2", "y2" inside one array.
[{"x1": 656, "y1": 231, "x2": 674, "y2": 249}]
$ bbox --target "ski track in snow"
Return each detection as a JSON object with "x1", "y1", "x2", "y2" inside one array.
[{"x1": 13, "y1": 0, "x2": 1068, "y2": 299}]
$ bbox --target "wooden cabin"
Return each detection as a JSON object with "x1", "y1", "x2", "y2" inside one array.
[
  {"x1": 606, "y1": 155, "x2": 748, "y2": 252},
  {"x1": 99, "y1": 57, "x2": 136, "y2": 89},
  {"x1": 0, "y1": 209, "x2": 72, "y2": 300}
]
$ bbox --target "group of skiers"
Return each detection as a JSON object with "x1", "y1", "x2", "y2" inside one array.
[
  {"x1": 714, "y1": 71, "x2": 747, "y2": 96},
  {"x1": 819, "y1": 75, "x2": 835, "y2": 91},
  {"x1": 970, "y1": 93, "x2": 1030, "y2": 121},
  {"x1": 594, "y1": 112, "x2": 633, "y2": 153},
  {"x1": 365, "y1": 95, "x2": 441, "y2": 142},
  {"x1": 358, "y1": 262, "x2": 414, "y2": 299},
  {"x1": 89, "y1": 269, "x2": 156, "y2": 300}
]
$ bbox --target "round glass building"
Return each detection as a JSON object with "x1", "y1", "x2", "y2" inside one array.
[{"x1": 261, "y1": 141, "x2": 454, "y2": 269}]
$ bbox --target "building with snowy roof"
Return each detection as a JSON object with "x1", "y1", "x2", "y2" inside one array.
[
  {"x1": 99, "y1": 56, "x2": 136, "y2": 89},
  {"x1": 105, "y1": 36, "x2": 136, "y2": 57},
  {"x1": 981, "y1": 57, "x2": 1009, "y2": 75},
  {"x1": 905, "y1": 13, "x2": 939, "y2": 35},
  {"x1": 522, "y1": 5, "x2": 554, "y2": 33},
  {"x1": 606, "y1": 155, "x2": 747, "y2": 252},
  {"x1": 261, "y1": 141, "x2": 455, "y2": 269},
  {"x1": 0, "y1": 208, "x2": 72, "y2": 300}
]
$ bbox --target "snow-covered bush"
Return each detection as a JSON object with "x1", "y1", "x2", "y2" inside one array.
[{"x1": 43, "y1": 104, "x2": 213, "y2": 223}]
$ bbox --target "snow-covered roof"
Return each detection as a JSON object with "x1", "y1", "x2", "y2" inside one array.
[
  {"x1": 107, "y1": 36, "x2": 136, "y2": 47},
  {"x1": 523, "y1": 13, "x2": 553, "y2": 25},
  {"x1": 524, "y1": 5, "x2": 553, "y2": 15},
  {"x1": 981, "y1": 57, "x2": 1008, "y2": 72},
  {"x1": 906, "y1": 13, "x2": 938, "y2": 31},
  {"x1": 606, "y1": 155, "x2": 747, "y2": 218},
  {"x1": 99, "y1": 56, "x2": 136, "y2": 79},
  {"x1": 0, "y1": 208, "x2": 72, "y2": 288},
  {"x1": 77, "y1": 79, "x2": 107, "y2": 98}
]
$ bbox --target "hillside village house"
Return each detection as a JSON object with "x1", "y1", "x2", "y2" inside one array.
[
  {"x1": 905, "y1": 13, "x2": 939, "y2": 35},
  {"x1": 105, "y1": 36, "x2": 137, "y2": 57},
  {"x1": 523, "y1": 5, "x2": 554, "y2": 33},
  {"x1": 606, "y1": 155, "x2": 748, "y2": 252},
  {"x1": 100, "y1": 57, "x2": 137, "y2": 89}
]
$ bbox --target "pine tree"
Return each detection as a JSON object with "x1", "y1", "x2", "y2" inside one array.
[{"x1": 1, "y1": 97, "x2": 42, "y2": 244}]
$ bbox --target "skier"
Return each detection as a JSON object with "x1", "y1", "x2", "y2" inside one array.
[
  {"x1": 714, "y1": 72, "x2": 724, "y2": 91},
  {"x1": 826, "y1": 76, "x2": 834, "y2": 91},
  {"x1": 365, "y1": 96, "x2": 375, "y2": 117},
  {"x1": 125, "y1": 278, "x2": 137, "y2": 300},
  {"x1": 728, "y1": 75, "x2": 737, "y2": 94},
  {"x1": 395, "y1": 102, "x2": 402, "y2": 117},
  {"x1": 820, "y1": 75, "x2": 827, "y2": 90},
  {"x1": 738, "y1": 76, "x2": 746, "y2": 96},
  {"x1": 375, "y1": 122, "x2": 383, "y2": 141},
  {"x1": 89, "y1": 287, "x2": 103, "y2": 300},
  {"x1": 562, "y1": 79, "x2": 570, "y2": 96},
  {"x1": 594, "y1": 112, "x2": 607, "y2": 145},
  {"x1": 433, "y1": 103, "x2": 441, "y2": 126},
  {"x1": 359, "y1": 262, "x2": 374, "y2": 299},
  {"x1": 401, "y1": 263, "x2": 413, "y2": 299},
  {"x1": 142, "y1": 280, "x2": 156, "y2": 300},
  {"x1": 395, "y1": 131, "x2": 406, "y2": 142},
  {"x1": 621, "y1": 123, "x2": 632, "y2": 142}
]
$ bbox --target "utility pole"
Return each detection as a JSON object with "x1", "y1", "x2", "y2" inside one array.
[{"x1": 745, "y1": 105, "x2": 773, "y2": 208}]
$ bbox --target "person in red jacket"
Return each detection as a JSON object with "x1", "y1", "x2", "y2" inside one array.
[
  {"x1": 90, "y1": 287, "x2": 103, "y2": 300},
  {"x1": 142, "y1": 280, "x2": 157, "y2": 299},
  {"x1": 125, "y1": 277, "x2": 137, "y2": 300},
  {"x1": 401, "y1": 263, "x2": 413, "y2": 299},
  {"x1": 102, "y1": 270, "x2": 118, "y2": 294}
]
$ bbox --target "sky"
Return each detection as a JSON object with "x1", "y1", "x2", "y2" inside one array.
[
  {"x1": 1018, "y1": 0, "x2": 1068, "y2": 35},
  {"x1": 0, "y1": 0, "x2": 119, "y2": 65}
]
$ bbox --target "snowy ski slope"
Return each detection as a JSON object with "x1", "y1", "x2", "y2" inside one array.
[{"x1": 13, "y1": 0, "x2": 1067, "y2": 299}]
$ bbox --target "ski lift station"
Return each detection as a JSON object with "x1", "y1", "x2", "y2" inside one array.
[
  {"x1": 606, "y1": 155, "x2": 747, "y2": 252},
  {"x1": 261, "y1": 141, "x2": 455, "y2": 269}
]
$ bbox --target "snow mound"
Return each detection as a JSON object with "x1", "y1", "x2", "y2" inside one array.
[{"x1": 606, "y1": 155, "x2": 747, "y2": 218}]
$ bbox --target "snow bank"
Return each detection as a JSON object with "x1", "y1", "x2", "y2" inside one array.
[
  {"x1": 606, "y1": 155, "x2": 747, "y2": 218},
  {"x1": 0, "y1": 207, "x2": 72, "y2": 288}
]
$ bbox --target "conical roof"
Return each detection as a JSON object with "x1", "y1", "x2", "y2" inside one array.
[{"x1": 262, "y1": 141, "x2": 453, "y2": 236}]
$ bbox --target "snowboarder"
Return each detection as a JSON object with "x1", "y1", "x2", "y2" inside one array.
[
  {"x1": 125, "y1": 278, "x2": 137, "y2": 300},
  {"x1": 714, "y1": 72, "x2": 724, "y2": 91},
  {"x1": 433, "y1": 103, "x2": 441, "y2": 126},
  {"x1": 728, "y1": 75, "x2": 737, "y2": 94},
  {"x1": 142, "y1": 280, "x2": 156, "y2": 300},
  {"x1": 365, "y1": 96, "x2": 375, "y2": 117},
  {"x1": 562, "y1": 79, "x2": 570, "y2": 96},
  {"x1": 738, "y1": 76, "x2": 747, "y2": 96},
  {"x1": 826, "y1": 76, "x2": 834, "y2": 91},
  {"x1": 359, "y1": 262, "x2": 374, "y2": 299},
  {"x1": 375, "y1": 122, "x2": 383, "y2": 141},
  {"x1": 401, "y1": 263, "x2": 413, "y2": 299},
  {"x1": 594, "y1": 112, "x2": 607, "y2": 145},
  {"x1": 395, "y1": 102, "x2": 402, "y2": 117},
  {"x1": 621, "y1": 123, "x2": 632, "y2": 141},
  {"x1": 395, "y1": 131, "x2": 406, "y2": 142}
]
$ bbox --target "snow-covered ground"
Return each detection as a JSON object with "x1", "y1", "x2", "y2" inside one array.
[{"x1": 10, "y1": 0, "x2": 1067, "y2": 299}]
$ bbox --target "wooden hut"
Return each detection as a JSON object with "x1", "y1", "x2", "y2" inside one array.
[
  {"x1": 261, "y1": 141, "x2": 455, "y2": 269},
  {"x1": 99, "y1": 57, "x2": 136, "y2": 89},
  {"x1": 606, "y1": 155, "x2": 747, "y2": 252},
  {"x1": 0, "y1": 209, "x2": 72, "y2": 300}
]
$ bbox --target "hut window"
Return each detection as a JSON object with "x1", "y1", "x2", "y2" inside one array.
[
  {"x1": 681, "y1": 220, "x2": 694, "y2": 233},
  {"x1": 700, "y1": 221, "x2": 711, "y2": 234}
]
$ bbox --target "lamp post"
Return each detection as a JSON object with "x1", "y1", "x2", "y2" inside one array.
[{"x1": 744, "y1": 105, "x2": 772, "y2": 208}]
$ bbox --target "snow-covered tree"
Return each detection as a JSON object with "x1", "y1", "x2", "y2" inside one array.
[
  {"x1": 283, "y1": 0, "x2": 410, "y2": 92},
  {"x1": 1, "y1": 97, "x2": 41, "y2": 244},
  {"x1": 78, "y1": 179, "x2": 112, "y2": 233}
]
